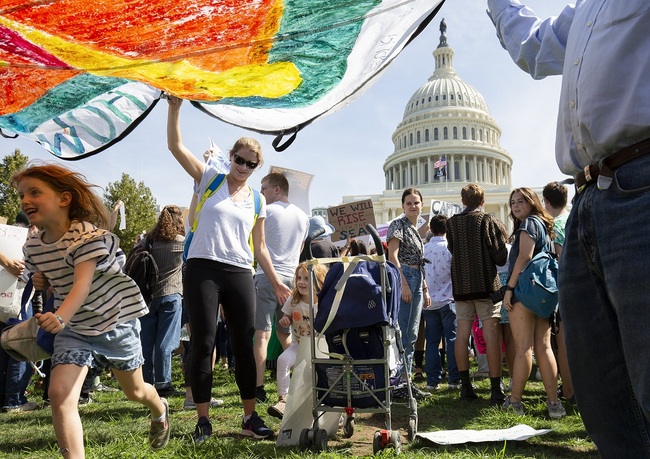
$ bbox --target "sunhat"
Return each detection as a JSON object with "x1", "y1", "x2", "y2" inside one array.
[{"x1": 308, "y1": 215, "x2": 335, "y2": 240}]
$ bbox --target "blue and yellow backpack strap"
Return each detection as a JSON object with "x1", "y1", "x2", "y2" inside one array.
[
  {"x1": 248, "y1": 186, "x2": 262, "y2": 257},
  {"x1": 183, "y1": 173, "x2": 227, "y2": 262}
]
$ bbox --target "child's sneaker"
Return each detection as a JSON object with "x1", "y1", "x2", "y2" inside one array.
[
  {"x1": 547, "y1": 400, "x2": 567, "y2": 419},
  {"x1": 267, "y1": 397, "x2": 286, "y2": 419},
  {"x1": 194, "y1": 416, "x2": 212, "y2": 443},
  {"x1": 241, "y1": 411, "x2": 274, "y2": 439},
  {"x1": 148, "y1": 398, "x2": 170, "y2": 450}
]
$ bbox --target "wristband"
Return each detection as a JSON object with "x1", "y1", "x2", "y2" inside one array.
[
  {"x1": 505, "y1": 285, "x2": 515, "y2": 292},
  {"x1": 55, "y1": 314, "x2": 66, "y2": 329}
]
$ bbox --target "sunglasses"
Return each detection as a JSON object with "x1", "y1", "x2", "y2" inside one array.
[{"x1": 232, "y1": 152, "x2": 259, "y2": 170}]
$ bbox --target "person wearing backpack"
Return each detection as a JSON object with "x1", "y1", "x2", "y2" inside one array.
[
  {"x1": 138, "y1": 205, "x2": 185, "y2": 397},
  {"x1": 502, "y1": 188, "x2": 565, "y2": 419},
  {"x1": 166, "y1": 96, "x2": 291, "y2": 442}
]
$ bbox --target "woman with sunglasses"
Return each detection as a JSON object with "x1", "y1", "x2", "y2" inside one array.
[{"x1": 166, "y1": 96, "x2": 291, "y2": 442}]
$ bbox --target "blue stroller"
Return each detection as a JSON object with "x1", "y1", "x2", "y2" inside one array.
[{"x1": 298, "y1": 225, "x2": 418, "y2": 454}]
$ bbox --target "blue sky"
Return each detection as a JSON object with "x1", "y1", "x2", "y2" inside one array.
[{"x1": 1, "y1": 0, "x2": 570, "y2": 210}]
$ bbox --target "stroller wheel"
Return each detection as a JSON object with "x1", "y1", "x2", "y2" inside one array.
[
  {"x1": 343, "y1": 418, "x2": 355, "y2": 438},
  {"x1": 390, "y1": 431, "x2": 402, "y2": 453},
  {"x1": 299, "y1": 428, "x2": 310, "y2": 450},
  {"x1": 372, "y1": 430, "x2": 383, "y2": 454},
  {"x1": 315, "y1": 428, "x2": 328, "y2": 451},
  {"x1": 407, "y1": 417, "x2": 417, "y2": 441}
]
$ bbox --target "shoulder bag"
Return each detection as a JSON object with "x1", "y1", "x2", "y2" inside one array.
[{"x1": 0, "y1": 278, "x2": 55, "y2": 362}]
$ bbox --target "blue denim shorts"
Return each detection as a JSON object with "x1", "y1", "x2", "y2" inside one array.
[{"x1": 51, "y1": 319, "x2": 144, "y2": 372}]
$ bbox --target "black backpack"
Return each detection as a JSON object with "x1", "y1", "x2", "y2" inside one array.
[{"x1": 124, "y1": 237, "x2": 159, "y2": 303}]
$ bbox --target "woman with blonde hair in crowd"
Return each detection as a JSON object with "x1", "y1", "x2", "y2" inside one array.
[
  {"x1": 502, "y1": 188, "x2": 565, "y2": 419},
  {"x1": 166, "y1": 96, "x2": 290, "y2": 442}
]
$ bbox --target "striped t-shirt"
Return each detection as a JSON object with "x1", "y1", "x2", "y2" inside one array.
[{"x1": 23, "y1": 221, "x2": 147, "y2": 336}]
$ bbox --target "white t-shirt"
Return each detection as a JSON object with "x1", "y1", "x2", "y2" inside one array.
[
  {"x1": 256, "y1": 201, "x2": 308, "y2": 277},
  {"x1": 281, "y1": 297, "x2": 316, "y2": 343},
  {"x1": 188, "y1": 166, "x2": 266, "y2": 269}
]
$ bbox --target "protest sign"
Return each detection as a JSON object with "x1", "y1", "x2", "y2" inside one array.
[
  {"x1": 430, "y1": 199, "x2": 462, "y2": 217},
  {"x1": 327, "y1": 199, "x2": 376, "y2": 242},
  {"x1": 269, "y1": 166, "x2": 314, "y2": 215},
  {"x1": 0, "y1": 224, "x2": 29, "y2": 311}
]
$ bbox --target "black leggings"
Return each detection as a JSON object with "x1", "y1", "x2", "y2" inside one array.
[{"x1": 184, "y1": 259, "x2": 256, "y2": 402}]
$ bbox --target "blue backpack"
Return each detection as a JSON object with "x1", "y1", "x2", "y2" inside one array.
[
  {"x1": 315, "y1": 259, "x2": 401, "y2": 334},
  {"x1": 514, "y1": 217, "x2": 559, "y2": 318}
]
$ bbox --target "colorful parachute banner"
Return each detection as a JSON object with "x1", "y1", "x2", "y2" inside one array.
[{"x1": 0, "y1": 0, "x2": 444, "y2": 159}]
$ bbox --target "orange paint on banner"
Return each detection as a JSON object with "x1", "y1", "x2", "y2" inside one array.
[{"x1": 5, "y1": 0, "x2": 283, "y2": 72}]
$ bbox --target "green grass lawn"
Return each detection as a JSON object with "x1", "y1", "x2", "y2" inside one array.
[{"x1": 0, "y1": 356, "x2": 598, "y2": 458}]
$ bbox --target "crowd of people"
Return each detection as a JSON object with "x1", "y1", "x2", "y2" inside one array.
[
  {"x1": 0, "y1": 146, "x2": 638, "y2": 457},
  {"x1": 1, "y1": 167, "x2": 577, "y2": 454}
]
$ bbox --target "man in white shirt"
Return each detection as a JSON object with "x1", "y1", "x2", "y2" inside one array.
[
  {"x1": 422, "y1": 215, "x2": 459, "y2": 392},
  {"x1": 253, "y1": 173, "x2": 308, "y2": 403}
]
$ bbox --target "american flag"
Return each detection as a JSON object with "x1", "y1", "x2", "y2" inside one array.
[{"x1": 434, "y1": 156, "x2": 446, "y2": 168}]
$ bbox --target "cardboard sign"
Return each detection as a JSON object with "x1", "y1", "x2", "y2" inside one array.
[
  {"x1": 0, "y1": 224, "x2": 29, "y2": 310},
  {"x1": 327, "y1": 199, "x2": 376, "y2": 242}
]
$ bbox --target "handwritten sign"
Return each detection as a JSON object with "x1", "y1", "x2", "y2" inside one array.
[
  {"x1": 0, "y1": 224, "x2": 28, "y2": 312},
  {"x1": 327, "y1": 199, "x2": 376, "y2": 242}
]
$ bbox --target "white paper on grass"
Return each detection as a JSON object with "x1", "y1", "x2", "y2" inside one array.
[{"x1": 417, "y1": 424, "x2": 553, "y2": 445}]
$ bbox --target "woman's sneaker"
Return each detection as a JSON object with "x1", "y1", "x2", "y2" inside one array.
[
  {"x1": 194, "y1": 416, "x2": 212, "y2": 443},
  {"x1": 547, "y1": 400, "x2": 567, "y2": 419},
  {"x1": 502, "y1": 396, "x2": 525, "y2": 415},
  {"x1": 241, "y1": 411, "x2": 274, "y2": 439},
  {"x1": 183, "y1": 397, "x2": 224, "y2": 410}
]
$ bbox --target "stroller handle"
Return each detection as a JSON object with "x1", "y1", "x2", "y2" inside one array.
[{"x1": 366, "y1": 224, "x2": 384, "y2": 256}]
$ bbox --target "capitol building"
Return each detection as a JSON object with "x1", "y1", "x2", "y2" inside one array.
[{"x1": 337, "y1": 20, "x2": 514, "y2": 231}]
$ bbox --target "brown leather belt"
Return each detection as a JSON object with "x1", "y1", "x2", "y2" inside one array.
[{"x1": 574, "y1": 137, "x2": 650, "y2": 193}]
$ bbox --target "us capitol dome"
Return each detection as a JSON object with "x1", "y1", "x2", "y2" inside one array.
[{"x1": 340, "y1": 19, "x2": 514, "y2": 229}]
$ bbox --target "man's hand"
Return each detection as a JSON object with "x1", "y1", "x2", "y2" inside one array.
[{"x1": 274, "y1": 283, "x2": 292, "y2": 306}]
